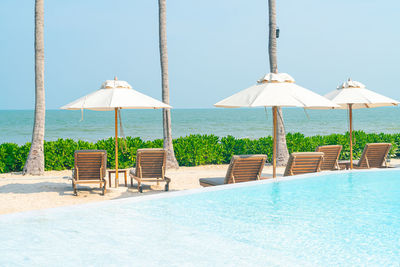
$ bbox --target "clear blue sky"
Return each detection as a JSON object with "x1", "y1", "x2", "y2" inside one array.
[{"x1": 0, "y1": 0, "x2": 399, "y2": 110}]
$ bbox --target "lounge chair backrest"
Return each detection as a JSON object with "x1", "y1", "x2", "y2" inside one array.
[
  {"x1": 315, "y1": 145, "x2": 342, "y2": 170},
  {"x1": 74, "y1": 150, "x2": 107, "y2": 180},
  {"x1": 135, "y1": 148, "x2": 166, "y2": 178},
  {"x1": 357, "y1": 143, "x2": 391, "y2": 168},
  {"x1": 224, "y1": 155, "x2": 267, "y2": 184},
  {"x1": 284, "y1": 152, "x2": 324, "y2": 176}
]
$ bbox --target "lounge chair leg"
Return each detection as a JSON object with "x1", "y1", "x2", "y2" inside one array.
[
  {"x1": 137, "y1": 180, "x2": 143, "y2": 193},
  {"x1": 102, "y1": 181, "x2": 106, "y2": 196},
  {"x1": 72, "y1": 182, "x2": 78, "y2": 196},
  {"x1": 138, "y1": 182, "x2": 143, "y2": 193},
  {"x1": 165, "y1": 177, "x2": 171, "y2": 192}
]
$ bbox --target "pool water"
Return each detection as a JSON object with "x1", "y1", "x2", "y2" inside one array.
[{"x1": 1, "y1": 170, "x2": 400, "y2": 266}]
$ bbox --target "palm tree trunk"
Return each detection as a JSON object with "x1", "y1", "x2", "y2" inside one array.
[
  {"x1": 158, "y1": 0, "x2": 179, "y2": 169},
  {"x1": 23, "y1": 0, "x2": 45, "y2": 175},
  {"x1": 268, "y1": 0, "x2": 289, "y2": 166}
]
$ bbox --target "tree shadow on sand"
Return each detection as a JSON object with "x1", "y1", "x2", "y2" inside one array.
[
  {"x1": 0, "y1": 180, "x2": 178, "y2": 199},
  {"x1": 111, "y1": 183, "x2": 178, "y2": 200},
  {"x1": 0, "y1": 181, "x2": 105, "y2": 196}
]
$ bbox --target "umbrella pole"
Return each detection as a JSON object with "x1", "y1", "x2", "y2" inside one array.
[
  {"x1": 349, "y1": 104, "x2": 353, "y2": 169},
  {"x1": 115, "y1": 108, "x2": 119, "y2": 187},
  {"x1": 273, "y1": 106, "x2": 277, "y2": 178}
]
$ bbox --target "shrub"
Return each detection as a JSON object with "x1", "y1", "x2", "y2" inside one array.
[{"x1": 0, "y1": 131, "x2": 399, "y2": 173}]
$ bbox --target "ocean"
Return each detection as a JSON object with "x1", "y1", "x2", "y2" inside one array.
[{"x1": 0, "y1": 107, "x2": 399, "y2": 145}]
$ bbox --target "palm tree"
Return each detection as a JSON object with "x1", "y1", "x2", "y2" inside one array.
[
  {"x1": 158, "y1": 0, "x2": 179, "y2": 169},
  {"x1": 23, "y1": 0, "x2": 45, "y2": 175},
  {"x1": 268, "y1": 0, "x2": 289, "y2": 166}
]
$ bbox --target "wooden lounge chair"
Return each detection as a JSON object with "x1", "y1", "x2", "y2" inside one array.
[
  {"x1": 199, "y1": 154, "x2": 267, "y2": 187},
  {"x1": 339, "y1": 143, "x2": 392, "y2": 169},
  {"x1": 283, "y1": 152, "x2": 324, "y2": 176},
  {"x1": 129, "y1": 148, "x2": 171, "y2": 193},
  {"x1": 72, "y1": 150, "x2": 107, "y2": 196},
  {"x1": 315, "y1": 145, "x2": 342, "y2": 171}
]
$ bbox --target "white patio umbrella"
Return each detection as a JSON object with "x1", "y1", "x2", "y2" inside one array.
[
  {"x1": 215, "y1": 73, "x2": 339, "y2": 177},
  {"x1": 310, "y1": 78, "x2": 399, "y2": 169},
  {"x1": 61, "y1": 77, "x2": 171, "y2": 185}
]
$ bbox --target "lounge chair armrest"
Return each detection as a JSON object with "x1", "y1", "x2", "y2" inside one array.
[
  {"x1": 384, "y1": 158, "x2": 390, "y2": 168},
  {"x1": 72, "y1": 167, "x2": 79, "y2": 179},
  {"x1": 129, "y1": 168, "x2": 137, "y2": 177},
  {"x1": 130, "y1": 167, "x2": 136, "y2": 175},
  {"x1": 130, "y1": 173, "x2": 140, "y2": 181}
]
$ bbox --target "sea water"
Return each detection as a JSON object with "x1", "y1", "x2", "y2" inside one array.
[
  {"x1": 0, "y1": 107, "x2": 399, "y2": 144},
  {"x1": 0, "y1": 170, "x2": 399, "y2": 266}
]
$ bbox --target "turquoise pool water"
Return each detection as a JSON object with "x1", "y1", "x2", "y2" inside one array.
[{"x1": 1, "y1": 170, "x2": 400, "y2": 266}]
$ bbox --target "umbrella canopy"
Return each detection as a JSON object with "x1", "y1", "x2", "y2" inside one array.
[
  {"x1": 61, "y1": 78, "x2": 171, "y2": 187},
  {"x1": 215, "y1": 73, "x2": 339, "y2": 177},
  {"x1": 61, "y1": 79, "x2": 171, "y2": 111},
  {"x1": 215, "y1": 73, "x2": 338, "y2": 108},
  {"x1": 309, "y1": 78, "x2": 399, "y2": 169},
  {"x1": 312, "y1": 79, "x2": 399, "y2": 110}
]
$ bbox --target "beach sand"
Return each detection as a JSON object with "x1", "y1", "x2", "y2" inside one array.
[{"x1": 1, "y1": 160, "x2": 399, "y2": 215}]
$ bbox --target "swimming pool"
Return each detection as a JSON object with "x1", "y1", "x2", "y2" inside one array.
[{"x1": 1, "y1": 170, "x2": 399, "y2": 266}]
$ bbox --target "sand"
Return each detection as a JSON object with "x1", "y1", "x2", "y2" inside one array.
[{"x1": 1, "y1": 160, "x2": 399, "y2": 215}]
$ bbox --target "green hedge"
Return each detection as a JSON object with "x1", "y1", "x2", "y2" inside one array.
[{"x1": 0, "y1": 131, "x2": 399, "y2": 173}]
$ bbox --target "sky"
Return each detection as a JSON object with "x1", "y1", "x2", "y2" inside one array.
[{"x1": 0, "y1": 0, "x2": 399, "y2": 110}]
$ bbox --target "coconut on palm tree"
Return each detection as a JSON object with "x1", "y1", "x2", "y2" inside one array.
[
  {"x1": 158, "y1": 0, "x2": 179, "y2": 169},
  {"x1": 23, "y1": 0, "x2": 45, "y2": 175}
]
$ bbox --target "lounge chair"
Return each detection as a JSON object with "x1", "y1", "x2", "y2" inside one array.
[
  {"x1": 199, "y1": 154, "x2": 267, "y2": 187},
  {"x1": 72, "y1": 150, "x2": 107, "y2": 196},
  {"x1": 129, "y1": 148, "x2": 171, "y2": 193},
  {"x1": 283, "y1": 152, "x2": 324, "y2": 176},
  {"x1": 339, "y1": 143, "x2": 392, "y2": 169},
  {"x1": 315, "y1": 145, "x2": 342, "y2": 171}
]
